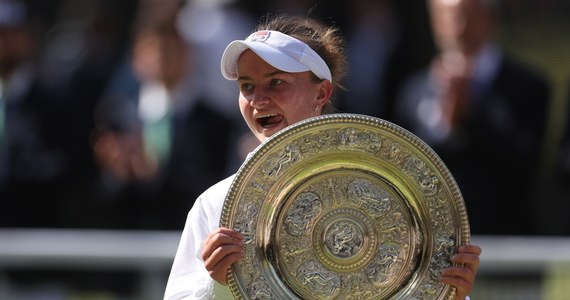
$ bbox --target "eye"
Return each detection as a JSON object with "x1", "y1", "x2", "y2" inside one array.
[
  {"x1": 269, "y1": 78, "x2": 284, "y2": 87},
  {"x1": 240, "y1": 82, "x2": 254, "y2": 93}
]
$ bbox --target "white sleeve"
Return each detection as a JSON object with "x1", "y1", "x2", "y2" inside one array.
[
  {"x1": 163, "y1": 198, "x2": 215, "y2": 300},
  {"x1": 163, "y1": 175, "x2": 235, "y2": 300}
]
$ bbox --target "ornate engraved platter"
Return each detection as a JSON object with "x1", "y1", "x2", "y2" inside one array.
[{"x1": 220, "y1": 113, "x2": 470, "y2": 300}]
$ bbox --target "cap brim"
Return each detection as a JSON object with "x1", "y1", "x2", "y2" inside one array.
[{"x1": 221, "y1": 40, "x2": 311, "y2": 80}]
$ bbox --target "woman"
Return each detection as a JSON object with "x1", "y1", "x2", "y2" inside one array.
[{"x1": 164, "y1": 15, "x2": 481, "y2": 300}]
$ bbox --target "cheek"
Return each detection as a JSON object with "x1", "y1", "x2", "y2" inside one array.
[
  {"x1": 238, "y1": 92, "x2": 248, "y2": 109},
  {"x1": 288, "y1": 97, "x2": 317, "y2": 123},
  {"x1": 238, "y1": 97, "x2": 253, "y2": 120}
]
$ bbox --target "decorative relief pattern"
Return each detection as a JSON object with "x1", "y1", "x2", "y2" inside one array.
[
  {"x1": 296, "y1": 260, "x2": 341, "y2": 299},
  {"x1": 284, "y1": 192, "x2": 323, "y2": 237},
  {"x1": 403, "y1": 156, "x2": 440, "y2": 197},
  {"x1": 264, "y1": 144, "x2": 302, "y2": 178},
  {"x1": 310, "y1": 206, "x2": 377, "y2": 272},
  {"x1": 324, "y1": 220, "x2": 364, "y2": 258},
  {"x1": 430, "y1": 233, "x2": 456, "y2": 278},
  {"x1": 338, "y1": 128, "x2": 383, "y2": 153},
  {"x1": 277, "y1": 176, "x2": 413, "y2": 299},
  {"x1": 234, "y1": 202, "x2": 259, "y2": 245},
  {"x1": 378, "y1": 138, "x2": 409, "y2": 165},
  {"x1": 366, "y1": 242, "x2": 406, "y2": 286},
  {"x1": 249, "y1": 279, "x2": 273, "y2": 300},
  {"x1": 300, "y1": 130, "x2": 336, "y2": 154},
  {"x1": 222, "y1": 114, "x2": 468, "y2": 300},
  {"x1": 348, "y1": 178, "x2": 392, "y2": 217}
]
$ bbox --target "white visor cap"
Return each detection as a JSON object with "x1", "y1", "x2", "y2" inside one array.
[{"x1": 221, "y1": 30, "x2": 332, "y2": 83}]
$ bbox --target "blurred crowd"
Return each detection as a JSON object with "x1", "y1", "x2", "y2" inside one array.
[{"x1": 0, "y1": 0, "x2": 569, "y2": 235}]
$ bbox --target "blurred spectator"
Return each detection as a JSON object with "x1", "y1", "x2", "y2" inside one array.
[
  {"x1": 90, "y1": 10, "x2": 236, "y2": 229},
  {"x1": 395, "y1": 0, "x2": 551, "y2": 235},
  {"x1": 177, "y1": 0, "x2": 257, "y2": 166},
  {"x1": 0, "y1": 0, "x2": 141, "y2": 229},
  {"x1": 338, "y1": 0, "x2": 435, "y2": 121},
  {"x1": 338, "y1": 0, "x2": 399, "y2": 118},
  {"x1": 177, "y1": 0, "x2": 252, "y2": 121},
  {"x1": 35, "y1": 0, "x2": 138, "y2": 227},
  {"x1": 0, "y1": 0, "x2": 78, "y2": 227}
]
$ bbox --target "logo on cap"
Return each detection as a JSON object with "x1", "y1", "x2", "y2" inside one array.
[{"x1": 251, "y1": 31, "x2": 271, "y2": 42}]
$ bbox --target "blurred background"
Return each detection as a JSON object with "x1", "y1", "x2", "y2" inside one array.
[{"x1": 0, "y1": 0, "x2": 570, "y2": 299}]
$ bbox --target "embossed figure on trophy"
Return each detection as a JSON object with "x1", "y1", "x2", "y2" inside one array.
[
  {"x1": 265, "y1": 144, "x2": 302, "y2": 177},
  {"x1": 418, "y1": 174, "x2": 439, "y2": 196},
  {"x1": 428, "y1": 198, "x2": 453, "y2": 231},
  {"x1": 403, "y1": 156, "x2": 440, "y2": 196},
  {"x1": 381, "y1": 222, "x2": 408, "y2": 241},
  {"x1": 325, "y1": 221, "x2": 363, "y2": 258},
  {"x1": 282, "y1": 241, "x2": 310, "y2": 264},
  {"x1": 338, "y1": 128, "x2": 382, "y2": 153},
  {"x1": 250, "y1": 280, "x2": 272, "y2": 300},
  {"x1": 251, "y1": 180, "x2": 267, "y2": 194},
  {"x1": 380, "y1": 139, "x2": 408, "y2": 165},
  {"x1": 345, "y1": 285, "x2": 374, "y2": 300},
  {"x1": 366, "y1": 243, "x2": 402, "y2": 284},
  {"x1": 234, "y1": 203, "x2": 259, "y2": 244},
  {"x1": 326, "y1": 178, "x2": 344, "y2": 207},
  {"x1": 338, "y1": 128, "x2": 360, "y2": 148},
  {"x1": 284, "y1": 192, "x2": 323, "y2": 237},
  {"x1": 297, "y1": 261, "x2": 341, "y2": 298},
  {"x1": 430, "y1": 234, "x2": 455, "y2": 278},
  {"x1": 301, "y1": 131, "x2": 334, "y2": 154},
  {"x1": 348, "y1": 179, "x2": 392, "y2": 215},
  {"x1": 366, "y1": 133, "x2": 382, "y2": 153}
]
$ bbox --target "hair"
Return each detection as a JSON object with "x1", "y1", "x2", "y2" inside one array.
[{"x1": 254, "y1": 15, "x2": 348, "y2": 114}]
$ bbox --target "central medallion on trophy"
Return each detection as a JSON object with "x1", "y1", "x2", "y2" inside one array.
[{"x1": 314, "y1": 208, "x2": 377, "y2": 272}]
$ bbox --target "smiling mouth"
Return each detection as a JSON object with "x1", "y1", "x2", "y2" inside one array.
[{"x1": 256, "y1": 114, "x2": 284, "y2": 128}]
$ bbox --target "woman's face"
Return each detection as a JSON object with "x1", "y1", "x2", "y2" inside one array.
[{"x1": 237, "y1": 50, "x2": 331, "y2": 142}]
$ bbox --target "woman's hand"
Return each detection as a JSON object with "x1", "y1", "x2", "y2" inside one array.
[
  {"x1": 201, "y1": 227, "x2": 244, "y2": 285},
  {"x1": 440, "y1": 244, "x2": 482, "y2": 300}
]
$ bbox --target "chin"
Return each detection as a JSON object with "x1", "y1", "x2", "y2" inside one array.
[{"x1": 261, "y1": 131, "x2": 276, "y2": 140}]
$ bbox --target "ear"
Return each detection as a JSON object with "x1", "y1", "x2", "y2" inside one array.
[{"x1": 315, "y1": 80, "x2": 333, "y2": 108}]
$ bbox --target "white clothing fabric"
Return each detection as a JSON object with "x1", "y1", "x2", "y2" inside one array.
[
  {"x1": 163, "y1": 173, "x2": 472, "y2": 300},
  {"x1": 164, "y1": 174, "x2": 235, "y2": 300}
]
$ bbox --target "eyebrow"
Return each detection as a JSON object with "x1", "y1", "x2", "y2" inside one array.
[{"x1": 237, "y1": 70, "x2": 288, "y2": 81}]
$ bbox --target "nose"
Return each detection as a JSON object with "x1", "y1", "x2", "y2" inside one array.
[{"x1": 249, "y1": 88, "x2": 270, "y2": 109}]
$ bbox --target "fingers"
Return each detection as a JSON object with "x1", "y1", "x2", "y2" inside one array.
[
  {"x1": 439, "y1": 243, "x2": 482, "y2": 299},
  {"x1": 440, "y1": 265, "x2": 476, "y2": 300},
  {"x1": 439, "y1": 272, "x2": 471, "y2": 300},
  {"x1": 453, "y1": 244, "x2": 482, "y2": 273},
  {"x1": 201, "y1": 228, "x2": 244, "y2": 285},
  {"x1": 202, "y1": 228, "x2": 244, "y2": 260},
  {"x1": 458, "y1": 244, "x2": 482, "y2": 255},
  {"x1": 205, "y1": 248, "x2": 243, "y2": 285},
  {"x1": 440, "y1": 265, "x2": 475, "y2": 280}
]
